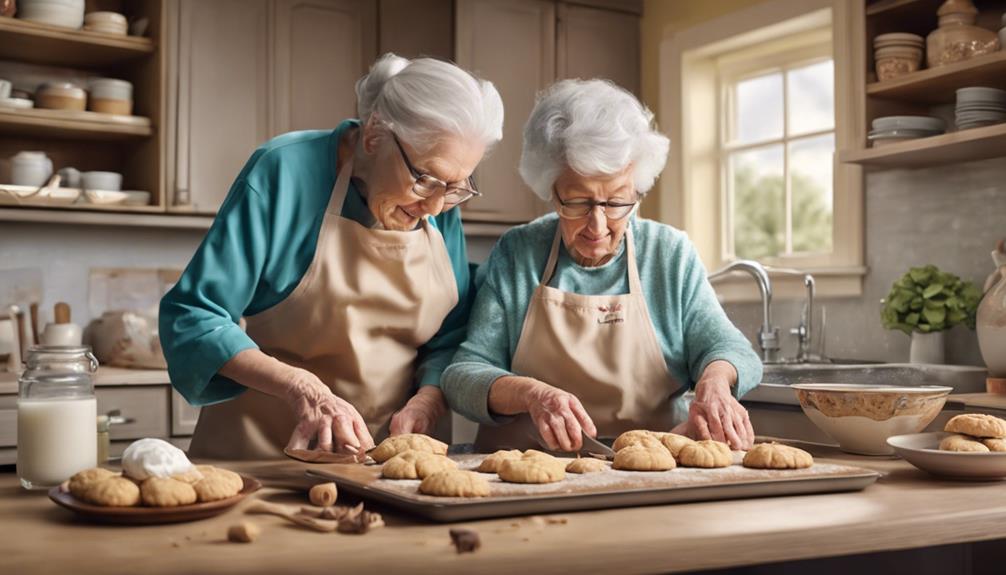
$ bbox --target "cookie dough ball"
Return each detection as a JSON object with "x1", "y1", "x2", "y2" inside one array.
[
  {"x1": 658, "y1": 433, "x2": 697, "y2": 458},
  {"x1": 141, "y1": 477, "x2": 198, "y2": 507},
  {"x1": 945, "y1": 414, "x2": 1006, "y2": 439},
  {"x1": 382, "y1": 450, "x2": 458, "y2": 480},
  {"x1": 983, "y1": 438, "x2": 1006, "y2": 452},
  {"x1": 476, "y1": 450, "x2": 523, "y2": 473},
  {"x1": 742, "y1": 443, "x2": 813, "y2": 469},
  {"x1": 613, "y1": 445, "x2": 676, "y2": 471},
  {"x1": 939, "y1": 434, "x2": 990, "y2": 452},
  {"x1": 309, "y1": 482, "x2": 339, "y2": 506},
  {"x1": 371, "y1": 434, "x2": 448, "y2": 463},
  {"x1": 193, "y1": 467, "x2": 244, "y2": 502},
  {"x1": 565, "y1": 458, "x2": 608, "y2": 474},
  {"x1": 82, "y1": 476, "x2": 141, "y2": 507},
  {"x1": 678, "y1": 440, "x2": 732, "y2": 468},
  {"x1": 419, "y1": 470, "x2": 491, "y2": 498},
  {"x1": 613, "y1": 430, "x2": 666, "y2": 452},
  {"x1": 498, "y1": 457, "x2": 566, "y2": 484},
  {"x1": 122, "y1": 438, "x2": 196, "y2": 481},
  {"x1": 68, "y1": 468, "x2": 117, "y2": 500}
]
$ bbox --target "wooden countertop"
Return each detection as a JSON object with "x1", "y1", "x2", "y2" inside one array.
[
  {"x1": 0, "y1": 367, "x2": 170, "y2": 394},
  {"x1": 3, "y1": 445, "x2": 1006, "y2": 574}
]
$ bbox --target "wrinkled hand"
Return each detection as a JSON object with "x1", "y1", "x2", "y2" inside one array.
[
  {"x1": 524, "y1": 380, "x2": 597, "y2": 452},
  {"x1": 684, "y1": 374, "x2": 754, "y2": 450},
  {"x1": 284, "y1": 368, "x2": 374, "y2": 454},
  {"x1": 390, "y1": 386, "x2": 447, "y2": 435}
]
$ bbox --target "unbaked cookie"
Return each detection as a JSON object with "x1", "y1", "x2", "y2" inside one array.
[
  {"x1": 141, "y1": 477, "x2": 198, "y2": 507},
  {"x1": 476, "y1": 449, "x2": 523, "y2": 473},
  {"x1": 382, "y1": 450, "x2": 458, "y2": 480},
  {"x1": 742, "y1": 443, "x2": 813, "y2": 469},
  {"x1": 498, "y1": 457, "x2": 566, "y2": 484},
  {"x1": 565, "y1": 458, "x2": 608, "y2": 474},
  {"x1": 82, "y1": 475, "x2": 141, "y2": 507},
  {"x1": 612, "y1": 430, "x2": 666, "y2": 452},
  {"x1": 193, "y1": 467, "x2": 244, "y2": 502},
  {"x1": 370, "y1": 434, "x2": 448, "y2": 463},
  {"x1": 418, "y1": 470, "x2": 491, "y2": 497},
  {"x1": 678, "y1": 440, "x2": 732, "y2": 468},
  {"x1": 944, "y1": 414, "x2": 1006, "y2": 439},
  {"x1": 983, "y1": 438, "x2": 1006, "y2": 452},
  {"x1": 612, "y1": 445, "x2": 676, "y2": 471},
  {"x1": 939, "y1": 433, "x2": 990, "y2": 452},
  {"x1": 68, "y1": 467, "x2": 117, "y2": 500},
  {"x1": 658, "y1": 433, "x2": 696, "y2": 457}
]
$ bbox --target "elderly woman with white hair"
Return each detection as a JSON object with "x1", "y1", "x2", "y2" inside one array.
[
  {"x1": 442, "y1": 79, "x2": 761, "y2": 452},
  {"x1": 160, "y1": 54, "x2": 503, "y2": 459}
]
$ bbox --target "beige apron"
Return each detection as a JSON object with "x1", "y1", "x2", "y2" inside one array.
[
  {"x1": 475, "y1": 222, "x2": 683, "y2": 451},
  {"x1": 189, "y1": 156, "x2": 459, "y2": 460}
]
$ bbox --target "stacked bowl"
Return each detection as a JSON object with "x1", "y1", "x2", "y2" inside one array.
[
  {"x1": 874, "y1": 33, "x2": 925, "y2": 81},
  {"x1": 955, "y1": 87, "x2": 1006, "y2": 130},
  {"x1": 868, "y1": 115, "x2": 945, "y2": 146}
]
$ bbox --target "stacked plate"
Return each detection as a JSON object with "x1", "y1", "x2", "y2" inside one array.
[
  {"x1": 956, "y1": 87, "x2": 1006, "y2": 130},
  {"x1": 868, "y1": 115, "x2": 945, "y2": 146}
]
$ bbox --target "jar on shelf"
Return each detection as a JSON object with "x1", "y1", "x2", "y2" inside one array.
[
  {"x1": 16, "y1": 346, "x2": 99, "y2": 490},
  {"x1": 926, "y1": 0, "x2": 1001, "y2": 68}
]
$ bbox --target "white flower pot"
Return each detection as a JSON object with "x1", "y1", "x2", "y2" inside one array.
[{"x1": 910, "y1": 331, "x2": 946, "y2": 364}]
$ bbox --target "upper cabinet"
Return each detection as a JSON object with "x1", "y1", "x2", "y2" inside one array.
[{"x1": 557, "y1": 2, "x2": 640, "y2": 96}]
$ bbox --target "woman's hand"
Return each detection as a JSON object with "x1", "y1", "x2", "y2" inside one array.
[
  {"x1": 683, "y1": 361, "x2": 754, "y2": 450},
  {"x1": 390, "y1": 386, "x2": 447, "y2": 435},
  {"x1": 283, "y1": 368, "x2": 375, "y2": 454},
  {"x1": 489, "y1": 376, "x2": 597, "y2": 452}
]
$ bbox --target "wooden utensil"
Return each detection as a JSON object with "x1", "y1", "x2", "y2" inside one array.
[
  {"x1": 245, "y1": 500, "x2": 338, "y2": 532},
  {"x1": 54, "y1": 302, "x2": 71, "y2": 325},
  {"x1": 13, "y1": 306, "x2": 27, "y2": 363},
  {"x1": 29, "y1": 302, "x2": 40, "y2": 346}
]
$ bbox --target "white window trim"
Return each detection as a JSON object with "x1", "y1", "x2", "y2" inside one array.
[{"x1": 659, "y1": 0, "x2": 867, "y2": 303}]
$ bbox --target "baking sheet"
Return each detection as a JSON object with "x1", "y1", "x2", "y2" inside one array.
[{"x1": 306, "y1": 453, "x2": 880, "y2": 522}]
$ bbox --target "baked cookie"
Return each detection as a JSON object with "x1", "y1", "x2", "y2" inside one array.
[
  {"x1": 565, "y1": 458, "x2": 608, "y2": 474},
  {"x1": 612, "y1": 445, "x2": 676, "y2": 471},
  {"x1": 742, "y1": 443, "x2": 813, "y2": 469},
  {"x1": 141, "y1": 477, "x2": 198, "y2": 507},
  {"x1": 944, "y1": 414, "x2": 1006, "y2": 439},
  {"x1": 382, "y1": 450, "x2": 458, "y2": 480},
  {"x1": 82, "y1": 476, "x2": 141, "y2": 507},
  {"x1": 939, "y1": 433, "x2": 990, "y2": 452},
  {"x1": 612, "y1": 430, "x2": 666, "y2": 452},
  {"x1": 983, "y1": 438, "x2": 1006, "y2": 452},
  {"x1": 678, "y1": 440, "x2": 732, "y2": 468},
  {"x1": 498, "y1": 457, "x2": 566, "y2": 484},
  {"x1": 193, "y1": 467, "x2": 244, "y2": 502},
  {"x1": 658, "y1": 433, "x2": 696, "y2": 457},
  {"x1": 476, "y1": 450, "x2": 523, "y2": 473},
  {"x1": 418, "y1": 470, "x2": 491, "y2": 497},
  {"x1": 68, "y1": 467, "x2": 117, "y2": 500},
  {"x1": 370, "y1": 434, "x2": 448, "y2": 463}
]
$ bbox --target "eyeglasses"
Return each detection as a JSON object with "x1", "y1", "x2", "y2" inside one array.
[
  {"x1": 391, "y1": 133, "x2": 481, "y2": 208},
  {"x1": 554, "y1": 192, "x2": 638, "y2": 220}
]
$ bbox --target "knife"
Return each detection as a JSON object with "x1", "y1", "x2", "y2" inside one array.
[{"x1": 523, "y1": 421, "x2": 615, "y2": 460}]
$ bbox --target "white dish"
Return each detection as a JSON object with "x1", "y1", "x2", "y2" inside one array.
[
  {"x1": 0, "y1": 185, "x2": 81, "y2": 205},
  {"x1": 888, "y1": 432, "x2": 1006, "y2": 481},
  {"x1": 17, "y1": 0, "x2": 85, "y2": 28},
  {"x1": 81, "y1": 171, "x2": 122, "y2": 192},
  {"x1": 120, "y1": 191, "x2": 150, "y2": 206},
  {"x1": 84, "y1": 189, "x2": 127, "y2": 205},
  {"x1": 0, "y1": 97, "x2": 34, "y2": 109},
  {"x1": 792, "y1": 383, "x2": 952, "y2": 455},
  {"x1": 872, "y1": 115, "x2": 945, "y2": 132}
]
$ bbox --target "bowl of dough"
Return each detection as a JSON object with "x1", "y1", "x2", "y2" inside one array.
[{"x1": 792, "y1": 383, "x2": 952, "y2": 455}]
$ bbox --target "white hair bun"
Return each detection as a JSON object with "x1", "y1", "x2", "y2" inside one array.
[{"x1": 355, "y1": 53, "x2": 410, "y2": 120}]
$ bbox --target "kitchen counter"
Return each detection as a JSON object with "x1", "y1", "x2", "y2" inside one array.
[{"x1": 3, "y1": 444, "x2": 1006, "y2": 575}]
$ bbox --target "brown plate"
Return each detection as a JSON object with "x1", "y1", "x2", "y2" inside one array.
[{"x1": 48, "y1": 474, "x2": 261, "y2": 525}]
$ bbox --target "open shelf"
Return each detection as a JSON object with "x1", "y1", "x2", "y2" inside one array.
[
  {"x1": 867, "y1": 51, "x2": 1006, "y2": 103},
  {"x1": 841, "y1": 122, "x2": 1006, "y2": 168},
  {"x1": 0, "y1": 206, "x2": 213, "y2": 229},
  {"x1": 0, "y1": 107, "x2": 152, "y2": 139},
  {"x1": 0, "y1": 17, "x2": 154, "y2": 68}
]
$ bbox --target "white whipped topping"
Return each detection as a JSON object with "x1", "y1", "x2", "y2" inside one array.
[{"x1": 121, "y1": 438, "x2": 198, "y2": 481}]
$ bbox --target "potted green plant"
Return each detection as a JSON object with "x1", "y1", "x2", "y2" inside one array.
[{"x1": 881, "y1": 265, "x2": 982, "y2": 364}]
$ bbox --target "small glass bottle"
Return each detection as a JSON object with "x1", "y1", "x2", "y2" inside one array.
[{"x1": 17, "y1": 346, "x2": 99, "y2": 490}]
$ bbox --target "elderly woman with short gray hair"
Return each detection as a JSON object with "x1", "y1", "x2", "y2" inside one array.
[
  {"x1": 161, "y1": 54, "x2": 503, "y2": 459},
  {"x1": 443, "y1": 79, "x2": 761, "y2": 452}
]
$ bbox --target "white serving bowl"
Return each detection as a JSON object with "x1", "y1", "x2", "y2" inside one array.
[
  {"x1": 888, "y1": 432, "x2": 1006, "y2": 480},
  {"x1": 17, "y1": 0, "x2": 85, "y2": 28},
  {"x1": 792, "y1": 383, "x2": 952, "y2": 455},
  {"x1": 81, "y1": 171, "x2": 122, "y2": 192}
]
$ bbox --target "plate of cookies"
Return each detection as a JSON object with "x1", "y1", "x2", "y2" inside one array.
[
  {"x1": 49, "y1": 438, "x2": 261, "y2": 524},
  {"x1": 887, "y1": 413, "x2": 1006, "y2": 480}
]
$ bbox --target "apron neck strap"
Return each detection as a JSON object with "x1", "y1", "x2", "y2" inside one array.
[
  {"x1": 328, "y1": 155, "x2": 354, "y2": 215},
  {"x1": 542, "y1": 219, "x2": 643, "y2": 294}
]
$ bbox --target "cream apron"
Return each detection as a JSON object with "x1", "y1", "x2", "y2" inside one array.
[
  {"x1": 475, "y1": 223, "x2": 683, "y2": 451},
  {"x1": 189, "y1": 157, "x2": 458, "y2": 460}
]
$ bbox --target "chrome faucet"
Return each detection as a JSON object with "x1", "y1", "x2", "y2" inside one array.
[
  {"x1": 789, "y1": 274, "x2": 816, "y2": 362},
  {"x1": 708, "y1": 260, "x2": 781, "y2": 363}
]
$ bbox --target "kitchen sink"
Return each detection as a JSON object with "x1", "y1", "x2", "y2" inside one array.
[{"x1": 744, "y1": 362, "x2": 988, "y2": 406}]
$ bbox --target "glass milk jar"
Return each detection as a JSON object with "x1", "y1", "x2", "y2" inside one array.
[{"x1": 17, "y1": 346, "x2": 99, "y2": 490}]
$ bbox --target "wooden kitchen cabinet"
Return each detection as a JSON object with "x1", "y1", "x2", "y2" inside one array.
[{"x1": 556, "y1": 2, "x2": 640, "y2": 96}]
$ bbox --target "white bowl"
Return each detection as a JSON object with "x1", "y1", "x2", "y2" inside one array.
[
  {"x1": 888, "y1": 431, "x2": 1006, "y2": 480},
  {"x1": 0, "y1": 97, "x2": 33, "y2": 109},
  {"x1": 81, "y1": 171, "x2": 122, "y2": 192},
  {"x1": 792, "y1": 383, "x2": 952, "y2": 455},
  {"x1": 88, "y1": 78, "x2": 132, "y2": 101},
  {"x1": 17, "y1": 0, "x2": 85, "y2": 28},
  {"x1": 120, "y1": 190, "x2": 150, "y2": 206},
  {"x1": 872, "y1": 115, "x2": 945, "y2": 132}
]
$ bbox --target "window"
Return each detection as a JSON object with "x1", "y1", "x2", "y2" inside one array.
[{"x1": 720, "y1": 44, "x2": 835, "y2": 261}]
